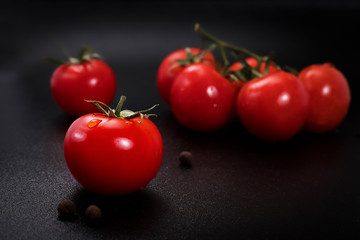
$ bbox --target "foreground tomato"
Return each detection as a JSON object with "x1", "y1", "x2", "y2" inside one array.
[
  {"x1": 298, "y1": 63, "x2": 351, "y2": 133},
  {"x1": 157, "y1": 48, "x2": 215, "y2": 104},
  {"x1": 50, "y1": 49, "x2": 116, "y2": 116},
  {"x1": 64, "y1": 97, "x2": 163, "y2": 195},
  {"x1": 236, "y1": 71, "x2": 309, "y2": 141},
  {"x1": 170, "y1": 63, "x2": 237, "y2": 131}
]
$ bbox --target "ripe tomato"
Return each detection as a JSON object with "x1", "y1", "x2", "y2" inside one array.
[
  {"x1": 298, "y1": 63, "x2": 351, "y2": 133},
  {"x1": 170, "y1": 63, "x2": 237, "y2": 131},
  {"x1": 229, "y1": 57, "x2": 278, "y2": 74},
  {"x1": 157, "y1": 48, "x2": 215, "y2": 104},
  {"x1": 236, "y1": 71, "x2": 309, "y2": 141},
  {"x1": 50, "y1": 59, "x2": 116, "y2": 116},
  {"x1": 63, "y1": 99, "x2": 163, "y2": 195},
  {"x1": 228, "y1": 58, "x2": 279, "y2": 91}
]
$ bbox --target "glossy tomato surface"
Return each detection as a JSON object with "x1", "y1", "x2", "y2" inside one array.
[
  {"x1": 157, "y1": 48, "x2": 215, "y2": 104},
  {"x1": 170, "y1": 63, "x2": 237, "y2": 131},
  {"x1": 50, "y1": 59, "x2": 116, "y2": 116},
  {"x1": 299, "y1": 63, "x2": 351, "y2": 133},
  {"x1": 64, "y1": 113, "x2": 163, "y2": 195},
  {"x1": 236, "y1": 71, "x2": 309, "y2": 141}
]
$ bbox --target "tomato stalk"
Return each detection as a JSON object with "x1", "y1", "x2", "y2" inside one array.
[
  {"x1": 284, "y1": 65, "x2": 300, "y2": 76},
  {"x1": 193, "y1": 44, "x2": 218, "y2": 63},
  {"x1": 85, "y1": 96, "x2": 159, "y2": 123},
  {"x1": 195, "y1": 24, "x2": 261, "y2": 70},
  {"x1": 194, "y1": 23, "x2": 281, "y2": 81},
  {"x1": 171, "y1": 44, "x2": 217, "y2": 72},
  {"x1": 46, "y1": 46, "x2": 103, "y2": 65}
]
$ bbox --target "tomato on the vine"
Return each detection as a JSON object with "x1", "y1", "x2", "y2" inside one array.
[
  {"x1": 157, "y1": 48, "x2": 215, "y2": 104},
  {"x1": 170, "y1": 63, "x2": 237, "y2": 131},
  {"x1": 229, "y1": 57, "x2": 278, "y2": 74},
  {"x1": 63, "y1": 97, "x2": 163, "y2": 195},
  {"x1": 298, "y1": 63, "x2": 351, "y2": 133},
  {"x1": 236, "y1": 71, "x2": 309, "y2": 141},
  {"x1": 50, "y1": 48, "x2": 116, "y2": 116}
]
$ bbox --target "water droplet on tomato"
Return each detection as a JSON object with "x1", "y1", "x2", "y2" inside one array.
[
  {"x1": 213, "y1": 103, "x2": 218, "y2": 108},
  {"x1": 88, "y1": 119, "x2": 102, "y2": 128}
]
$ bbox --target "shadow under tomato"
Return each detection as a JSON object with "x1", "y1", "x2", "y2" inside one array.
[{"x1": 67, "y1": 188, "x2": 168, "y2": 232}]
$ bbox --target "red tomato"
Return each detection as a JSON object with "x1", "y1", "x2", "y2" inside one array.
[
  {"x1": 228, "y1": 58, "x2": 279, "y2": 91},
  {"x1": 298, "y1": 63, "x2": 351, "y2": 133},
  {"x1": 64, "y1": 113, "x2": 163, "y2": 195},
  {"x1": 170, "y1": 63, "x2": 237, "y2": 131},
  {"x1": 157, "y1": 48, "x2": 215, "y2": 104},
  {"x1": 236, "y1": 71, "x2": 309, "y2": 141},
  {"x1": 50, "y1": 59, "x2": 116, "y2": 116},
  {"x1": 229, "y1": 57, "x2": 278, "y2": 74}
]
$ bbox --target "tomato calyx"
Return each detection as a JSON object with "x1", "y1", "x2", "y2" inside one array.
[
  {"x1": 85, "y1": 96, "x2": 159, "y2": 123},
  {"x1": 46, "y1": 46, "x2": 103, "y2": 65},
  {"x1": 170, "y1": 45, "x2": 217, "y2": 72},
  {"x1": 194, "y1": 23, "x2": 281, "y2": 83}
]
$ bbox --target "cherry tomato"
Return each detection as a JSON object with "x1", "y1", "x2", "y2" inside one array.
[
  {"x1": 298, "y1": 63, "x2": 351, "y2": 133},
  {"x1": 236, "y1": 71, "x2": 309, "y2": 141},
  {"x1": 229, "y1": 57, "x2": 278, "y2": 74},
  {"x1": 51, "y1": 59, "x2": 116, "y2": 116},
  {"x1": 170, "y1": 63, "x2": 237, "y2": 131},
  {"x1": 228, "y1": 58, "x2": 279, "y2": 91},
  {"x1": 157, "y1": 48, "x2": 215, "y2": 104},
  {"x1": 64, "y1": 110, "x2": 163, "y2": 195}
]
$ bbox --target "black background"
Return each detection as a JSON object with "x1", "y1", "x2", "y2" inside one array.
[{"x1": 1, "y1": 1, "x2": 360, "y2": 239}]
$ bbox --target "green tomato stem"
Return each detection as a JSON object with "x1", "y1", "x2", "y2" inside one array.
[
  {"x1": 115, "y1": 96, "x2": 127, "y2": 117},
  {"x1": 194, "y1": 23, "x2": 263, "y2": 63},
  {"x1": 85, "y1": 96, "x2": 159, "y2": 122},
  {"x1": 46, "y1": 46, "x2": 103, "y2": 66}
]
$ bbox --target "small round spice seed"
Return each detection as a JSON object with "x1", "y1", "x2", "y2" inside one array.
[
  {"x1": 85, "y1": 205, "x2": 102, "y2": 222},
  {"x1": 179, "y1": 151, "x2": 192, "y2": 167},
  {"x1": 57, "y1": 200, "x2": 76, "y2": 220}
]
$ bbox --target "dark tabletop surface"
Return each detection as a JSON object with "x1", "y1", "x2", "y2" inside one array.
[{"x1": 1, "y1": 1, "x2": 360, "y2": 239}]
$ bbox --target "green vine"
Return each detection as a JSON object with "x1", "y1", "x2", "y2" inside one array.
[
  {"x1": 46, "y1": 46, "x2": 103, "y2": 65},
  {"x1": 85, "y1": 96, "x2": 158, "y2": 123}
]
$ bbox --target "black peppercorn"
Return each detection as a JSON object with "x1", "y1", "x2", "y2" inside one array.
[
  {"x1": 85, "y1": 205, "x2": 102, "y2": 222},
  {"x1": 57, "y1": 200, "x2": 76, "y2": 220},
  {"x1": 179, "y1": 151, "x2": 192, "y2": 168}
]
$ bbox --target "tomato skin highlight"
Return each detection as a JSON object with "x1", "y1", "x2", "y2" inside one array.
[
  {"x1": 157, "y1": 48, "x2": 215, "y2": 104},
  {"x1": 170, "y1": 63, "x2": 237, "y2": 131},
  {"x1": 50, "y1": 59, "x2": 116, "y2": 116},
  {"x1": 64, "y1": 113, "x2": 163, "y2": 195},
  {"x1": 236, "y1": 71, "x2": 309, "y2": 141},
  {"x1": 298, "y1": 63, "x2": 351, "y2": 133}
]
